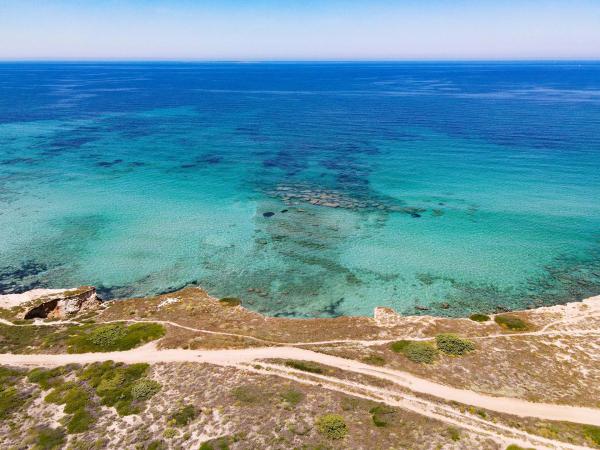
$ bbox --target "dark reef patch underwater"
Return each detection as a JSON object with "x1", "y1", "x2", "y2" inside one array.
[{"x1": 1, "y1": 62, "x2": 600, "y2": 317}]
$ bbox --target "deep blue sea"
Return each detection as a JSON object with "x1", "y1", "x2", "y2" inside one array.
[{"x1": 1, "y1": 62, "x2": 599, "y2": 317}]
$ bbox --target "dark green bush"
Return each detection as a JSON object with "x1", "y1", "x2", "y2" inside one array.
[
  {"x1": 169, "y1": 404, "x2": 197, "y2": 426},
  {"x1": 316, "y1": 414, "x2": 348, "y2": 439},
  {"x1": 435, "y1": 334, "x2": 476, "y2": 356},
  {"x1": 584, "y1": 425, "x2": 600, "y2": 445},
  {"x1": 67, "y1": 322, "x2": 165, "y2": 353},
  {"x1": 31, "y1": 426, "x2": 66, "y2": 450},
  {"x1": 494, "y1": 315, "x2": 529, "y2": 331},
  {"x1": 27, "y1": 367, "x2": 67, "y2": 390},
  {"x1": 469, "y1": 313, "x2": 490, "y2": 322},
  {"x1": 284, "y1": 360, "x2": 324, "y2": 374},
  {"x1": 219, "y1": 297, "x2": 241, "y2": 307},
  {"x1": 0, "y1": 386, "x2": 21, "y2": 419},
  {"x1": 391, "y1": 340, "x2": 438, "y2": 363}
]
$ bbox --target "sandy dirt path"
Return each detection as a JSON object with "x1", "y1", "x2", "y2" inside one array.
[{"x1": 2, "y1": 344, "x2": 599, "y2": 428}]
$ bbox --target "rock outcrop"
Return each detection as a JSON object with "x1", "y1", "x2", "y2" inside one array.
[{"x1": 20, "y1": 286, "x2": 100, "y2": 319}]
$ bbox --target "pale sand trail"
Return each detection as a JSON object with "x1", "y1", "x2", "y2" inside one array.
[{"x1": 2, "y1": 343, "x2": 599, "y2": 428}]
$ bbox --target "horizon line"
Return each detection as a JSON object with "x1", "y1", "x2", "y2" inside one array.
[{"x1": 1, "y1": 58, "x2": 600, "y2": 64}]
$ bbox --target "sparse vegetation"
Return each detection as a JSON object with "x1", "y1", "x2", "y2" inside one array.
[
  {"x1": 232, "y1": 385, "x2": 260, "y2": 403},
  {"x1": 280, "y1": 388, "x2": 304, "y2": 406},
  {"x1": 67, "y1": 322, "x2": 165, "y2": 353},
  {"x1": 469, "y1": 313, "x2": 490, "y2": 322},
  {"x1": 495, "y1": 315, "x2": 529, "y2": 331},
  {"x1": 284, "y1": 359, "x2": 324, "y2": 374},
  {"x1": 316, "y1": 414, "x2": 348, "y2": 439},
  {"x1": 391, "y1": 340, "x2": 438, "y2": 363},
  {"x1": 435, "y1": 333, "x2": 476, "y2": 356}
]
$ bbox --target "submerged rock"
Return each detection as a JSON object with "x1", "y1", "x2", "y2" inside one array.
[{"x1": 262, "y1": 212, "x2": 275, "y2": 218}]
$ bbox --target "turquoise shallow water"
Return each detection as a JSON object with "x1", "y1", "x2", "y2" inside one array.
[{"x1": 1, "y1": 62, "x2": 599, "y2": 317}]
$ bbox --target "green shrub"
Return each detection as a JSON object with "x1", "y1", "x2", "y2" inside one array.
[
  {"x1": 219, "y1": 297, "x2": 241, "y2": 307},
  {"x1": 31, "y1": 427, "x2": 65, "y2": 450},
  {"x1": 131, "y1": 379, "x2": 161, "y2": 400},
  {"x1": 163, "y1": 428, "x2": 178, "y2": 439},
  {"x1": 369, "y1": 405, "x2": 395, "y2": 427},
  {"x1": 67, "y1": 322, "x2": 165, "y2": 353},
  {"x1": 169, "y1": 404, "x2": 197, "y2": 426},
  {"x1": 391, "y1": 340, "x2": 438, "y2": 363},
  {"x1": 78, "y1": 361, "x2": 157, "y2": 416},
  {"x1": 284, "y1": 360, "x2": 324, "y2": 374},
  {"x1": 316, "y1": 414, "x2": 348, "y2": 439},
  {"x1": 67, "y1": 409, "x2": 94, "y2": 434},
  {"x1": 280, "y1": 389, "x2": 303, "y2": 406},
  {"x1": 584, "y1": 425, "x2": 600, "y2": 445},
  {"x1": 494, "y1": 315, "x2": 529, "y2": 331},
  {"x1": 505, "y1": 445, "x2": 535, "y2": 450},
  {"x1": 469, "y1": 313, "x2": 490, "y2": 322},
  {"x1": 435, "y1": 334, "x2": 476, "y2": 356},
  {"x1": 199, "y1": 437, "x2": 231, "y2": 450}
]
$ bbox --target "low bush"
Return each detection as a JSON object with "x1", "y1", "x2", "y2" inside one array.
[
  {"x1": 169, "y1": 404, "x2": 197, "y2": 426},
  {"x1": 362, "y1": 354, "x2": 386, "y2": 366},
  {"x1": 447, "y1": 427, "x2": 461, "y2": 441},
  {"x1": 67, "y1": 322, "x2": 165, "y2": 353},
  {"x1": 391, "y1": 340, "x2": 438, "y2": 364},
  {"x1": 369, "y1": 405, "x2": 395, "y2": 427},
  {"x1": 31, "y1": 426, "x2": 66, "y2": 450},
  {"x1": 284, "y1": 360, "x2": 324, "y2": 374},
  {"x1": 435, "y1": 334, "x2": 475, "y2": 356},
  {"x1": 469, "y1": 313, "x2": 490, "y2": 322},
  {"x1": 316, "y1": 414, "x2": 348, "y2": 440},
  {"x1": 494, "y1": 315, "x2": 529, "y2": 331}
]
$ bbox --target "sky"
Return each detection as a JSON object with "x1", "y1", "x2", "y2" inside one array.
[{"x1": 1, "y1": 0, "x2": 599, "y2": 60}]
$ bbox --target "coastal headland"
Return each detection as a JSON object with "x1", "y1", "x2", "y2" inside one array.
[{"x1": 1, "y1": 286, "x2": 599, "y2": 449}]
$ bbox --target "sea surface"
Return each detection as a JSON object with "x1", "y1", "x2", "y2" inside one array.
[{"x1": 1, "y1": 62, "x2": 599, "y2": 317}]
